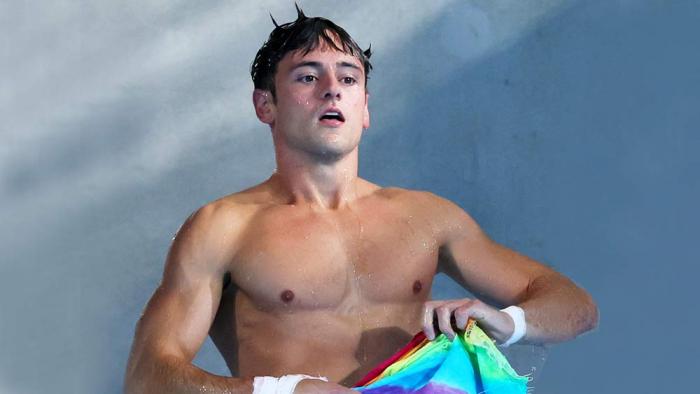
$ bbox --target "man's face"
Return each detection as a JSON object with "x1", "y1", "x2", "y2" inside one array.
[{"x1": 256, "y1": 42, "x2": 370, "y2": 161}]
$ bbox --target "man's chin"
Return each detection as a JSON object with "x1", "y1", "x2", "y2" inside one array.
[
  {"x1": 314, "y1": 149, "x2": 348, "y2": 163},
  {"x1": 307, "y1": 144, "x2": 355, "y2": 163}
]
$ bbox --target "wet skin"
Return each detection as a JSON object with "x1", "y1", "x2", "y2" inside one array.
[
  {"x1": 208, "y1": 183, "x2": 441, "y2": 384},
  {"x1": 125, "y1": 40, "x2": 597, "y2": 393}
]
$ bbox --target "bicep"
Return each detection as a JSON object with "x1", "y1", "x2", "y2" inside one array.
[
  {"x1": 134, "y1": 274, "x2": 222, "y2": 361},
  {"x1": 437, "y1": 207, "x2": 553, "y2": 306},
  {"x1": 131, "y1": 207, "x2": 229, "y2": 362}
]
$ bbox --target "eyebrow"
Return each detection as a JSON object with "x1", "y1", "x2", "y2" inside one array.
[{"x1": 290, "y1": 61, "x2": 362, "y2": 73}]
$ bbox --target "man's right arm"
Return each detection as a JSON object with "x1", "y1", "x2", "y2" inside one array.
[
  {"x1": 124, "y1": 203, "x2": 253, "y2": 393},
  {"x1": 123, "y1": 202, "x2": 357, "y2": 394}
]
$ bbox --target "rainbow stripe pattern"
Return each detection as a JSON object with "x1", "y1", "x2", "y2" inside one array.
[{"x1": 353, "y1": 320, "x2": 529, "y2": 393}]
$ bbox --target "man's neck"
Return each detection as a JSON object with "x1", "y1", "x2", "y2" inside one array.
[{"x1": 271, "y1": 147, "x2": 361, "y2": 210}]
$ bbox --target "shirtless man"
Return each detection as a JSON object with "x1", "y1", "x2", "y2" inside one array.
[{"x1": 124, "y1": 8, "x2": 598, "y2": 394}]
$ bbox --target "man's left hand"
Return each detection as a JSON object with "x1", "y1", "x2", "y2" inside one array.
[{"x1": 422, "y1": 298, "x2": 516, "y2": 344}]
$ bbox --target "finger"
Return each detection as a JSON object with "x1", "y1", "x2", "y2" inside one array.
[
  {"x1": 422, "y1": 302, "x2": 439, "y2": 340},
  {"x1": 454, "y1": 299, "x2": 487, "y2": 329},
  {"x1": 435, "y1": 305, "x2": 457, "y2": 340},
  {"x1": 442, "y1": 299, "x2": 472, "y2": 335},
  {"x1": 423, "y1": 299, "x2": 469, "y2": 340},
  {"x1": 453, "y1": 305, "x2": 472, "y2": 330}
]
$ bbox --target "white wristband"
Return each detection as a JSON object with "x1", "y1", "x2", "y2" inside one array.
[
  {"x1": 499, "y1": 305, "x2": 527, "y2": 347},
  {"x1": 252, "y1": 374, "x2": 328, "y2": 394}
]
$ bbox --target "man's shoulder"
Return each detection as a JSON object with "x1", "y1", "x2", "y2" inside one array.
[
  {"x1": 371, "y1": 186, "x2": 474, "y2": 226},
  {"x1": 183, "y1": 183, "x2": 275, "y2": 235},
  {"x1": 206, "y1": 190, "x2": 264, "y2": 214},
  {"x1": 168, "y1": 185, "x2": 275, "y2": 268},
  {"x1": 372, "y1": 185, "x2": 451, "y2": 207}
]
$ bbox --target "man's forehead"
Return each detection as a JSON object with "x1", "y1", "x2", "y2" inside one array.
[{"x1": 284, "y1": 45, "x2": 363, "y2": 69}]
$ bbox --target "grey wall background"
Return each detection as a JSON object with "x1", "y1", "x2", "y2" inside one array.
[{"x1": 2, "y1": 0, "x2": 698, "y2": 393}]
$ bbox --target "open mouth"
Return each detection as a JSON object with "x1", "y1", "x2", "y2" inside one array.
[{"x1": 319, "y1": 110, "x2": 345, "y2": 123}]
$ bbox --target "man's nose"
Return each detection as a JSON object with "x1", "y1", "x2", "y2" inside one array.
[{"x1": 321, "y1": 77, "x2": 342, "y2": 100}]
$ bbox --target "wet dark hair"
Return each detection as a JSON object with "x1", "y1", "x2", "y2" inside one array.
[{"x1": 251, "y1": 4, "x2": 372, "y2": 99}]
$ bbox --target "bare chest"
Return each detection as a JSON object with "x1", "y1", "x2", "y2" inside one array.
[{"x1": 231, "y1": 206, "x2": 439, "y2": 312}]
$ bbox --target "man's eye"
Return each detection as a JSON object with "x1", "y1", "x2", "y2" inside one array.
[
  {"x1": 300, "y1": 75, "x2": 317, "y2": 83},
  {"x1": 342, "y1": 77, "x2": 357, "y2": 85}
]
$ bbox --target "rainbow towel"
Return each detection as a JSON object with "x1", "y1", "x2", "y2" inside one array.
[{"x1": 353, "y1": 320, "x2": 529, "y2": 393}]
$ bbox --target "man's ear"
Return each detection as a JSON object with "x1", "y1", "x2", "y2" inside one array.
[
  {"x1": 253, "y1": 89, "x2": 275, "y2": 125},
  {"x1": 362, "y1": 93, "x2": 371, "y2": 129}
]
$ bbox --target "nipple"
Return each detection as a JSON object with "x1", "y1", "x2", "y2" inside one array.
[
  {"x1": 412, "y1": 280, "x2": 422, "y2": 294},
  {"x1": 280, "y1": 289, "x2": 295, "y2": 303}
]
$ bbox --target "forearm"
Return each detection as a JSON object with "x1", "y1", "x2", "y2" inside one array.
[
  {"x1": 516, "y1": 274, "x2": 598, "y2": 344},
  {"x1": 125, "y1": 353, "x2": 252, "y2": 394}
]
